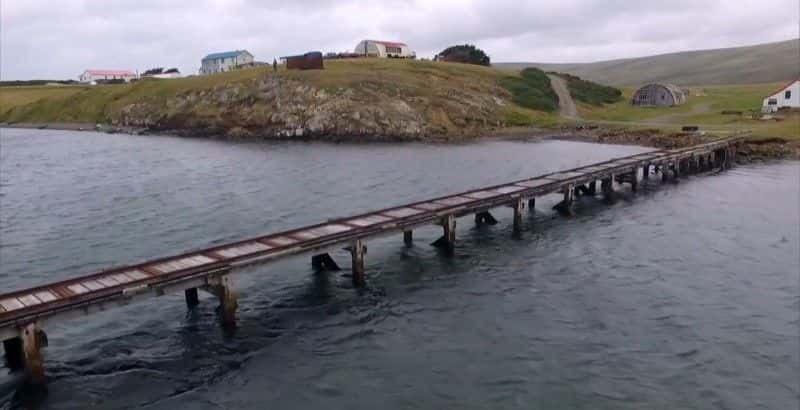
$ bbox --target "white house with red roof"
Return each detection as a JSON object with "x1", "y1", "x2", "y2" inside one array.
[
  {"x1": 354, "y1": 40, "x2": 415, "y2": 58},
  {"x1": 79, "y1": 69, "x2": 138, "y2": 83},
  {"x1": 762, "y1": 79, "x2": 799, "y2": 113}
]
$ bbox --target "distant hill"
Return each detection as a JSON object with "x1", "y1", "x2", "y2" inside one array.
[{"x1": 496, "y1": 39, "x2": 799, "y2": 86}]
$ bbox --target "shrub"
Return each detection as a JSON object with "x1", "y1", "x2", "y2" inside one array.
[
  {"x1": 499, "y1": 68, "x2": 559, "y2": 112},
  {"x1": 436, "y1": 44, "x2": 491, "y2": 66},
  {"x1": 553, "y1": 72, "x2": 622, "y2": 106}
]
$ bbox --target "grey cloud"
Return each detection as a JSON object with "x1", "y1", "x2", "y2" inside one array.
[{"x1": 1, "y1": 0, "x2": 797, "y2": 80}]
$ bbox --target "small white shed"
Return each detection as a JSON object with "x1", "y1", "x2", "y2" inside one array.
[{"x1": 762, "y1": 79, "x2": 800, "y2": 112}]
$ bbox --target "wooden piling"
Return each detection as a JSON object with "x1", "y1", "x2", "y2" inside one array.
[
  {"x1": 475, "y1": 211, "x2": 498, "y2": 225},
  {"x1": 3, "y1": 336, "x2": 23, "y2": 371},
  {"x1": 350, "y1": 239, "x2": 366, "y2": 287},
  {"x1": 528, "y1": 197, "x2": 536, "y2": 210},
  {"x1": 403, "y1": 230, "x2": 413, "y2": 246},
  {"x1": 311, "y1": 253, "x2": 341, "y2": 271},
  {"x1": 21, "y1": 323, "x2": 45, "y2": 385},
  {"x1": 554, "y1": 185, "x2": 574, "y2": 214},
  {"x1": 512, "y1": 197, "x2": 524, "y2": 234},
  {"x1": 642, "y1": 164, "x2": 649, "y2": 180},
  {"x1": 204, "y1": 275, "x2": 237, "y2": 327},
  {"x1": 185, "y1": 288, "x2": 199, "y2": 308},
  {"x1": 629, "y1": 170, "x2": 638, "y2": 191},
  {"x1": 434, "y1": 214, "x2": 456, "y2": 253},
  {"x1": 601, "y1": 176, "x2": 614, "y2": 195},
  {"x1": 588, "y1": 180, "x2": 597, "y2": 195}
]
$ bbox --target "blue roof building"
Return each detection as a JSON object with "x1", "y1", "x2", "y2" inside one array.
[{"x1": 200, "y1": 50, "x2": 254, "y2": 75}]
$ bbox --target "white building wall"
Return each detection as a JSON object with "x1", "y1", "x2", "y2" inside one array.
[{"x1": 762, "y1": 81, "x2": 800, "y2": 112}]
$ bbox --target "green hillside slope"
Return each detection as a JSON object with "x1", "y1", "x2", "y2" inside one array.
[{"x1": 498, "y1": 39, "x2": 799, "y2": 86}]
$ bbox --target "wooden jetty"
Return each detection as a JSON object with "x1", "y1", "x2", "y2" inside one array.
[{"x1": 0, "y1": 137, "x2": 743, "y2": 384}]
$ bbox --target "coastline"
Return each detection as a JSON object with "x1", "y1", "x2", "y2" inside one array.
[{"x1": 2, "y1": 121, "x2": 797, "y2": 161}]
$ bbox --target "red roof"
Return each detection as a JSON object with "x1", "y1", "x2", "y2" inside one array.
[
  {"x1": 764, "y1": 78, "x2": 799, "y2": 98},
  {"x1": 368, "y1": 40, "x2": 407, "y2": 48},
  {"x1": 84, "y1": 69, "x2": 136, "y2": 76}
]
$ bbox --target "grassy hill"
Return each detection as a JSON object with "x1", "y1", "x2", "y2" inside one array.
[
  {"x1": 497, "y1": 39, "x2": 799, "y2": 86},
  {"x1": 0, "y1": 59, "x2": 560, "y2": 140}
]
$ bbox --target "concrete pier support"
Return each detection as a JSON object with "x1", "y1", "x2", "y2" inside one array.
[
  {"x1": 673, "y1": 161, "x2": 680, "y2": 179},
  {"x1": 350, "y1": 239, "x2": 366, "y2": 287},
  {"x1": 588, "y1": 180, "x2": 597, "y2": 195},
  {"x1": 403, "y1": 230, "x2": 413, "y2": 246},
  {"x1": 432, "y1": 214, "x2": 456, "y2": 253},
  {"x1": 528, "y1": 197, "x2": 536, "y2": 210},
  {"x1": 311, "y1": 253, "x2": 341, "y2": 271},
  {"x1": 185, "y1": 288, "x2": 199, "y2": 308},
  {"x1": 475, "y1": 211, "x2": 498, "y2": 225},
  {"x1": 204, "y1": 275, "x2": 237, "y2": 327},
  {"x1": 512, "y1": 198, "x2": 524, "y2": 234},
  {"x1": 642, "y1": 164, "x2": 649, "y2": 180}
]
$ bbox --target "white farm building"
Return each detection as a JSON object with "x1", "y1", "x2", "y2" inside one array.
[
  {"x1": 762, "y1": 79, "x2": 800, "y2": 113},
  {"x1": 354, "y1": 40, "x2": 415, "y2": 58},
  {"x1": 79, "y1": 69, "x2": 137, "y2": 83},
  {"x1": 200, "y1": 50, "x2": 254, "y2": 75}
]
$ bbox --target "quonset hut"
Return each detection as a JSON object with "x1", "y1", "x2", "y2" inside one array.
[{"x1": 630, "y1": 83, "x2": 687, "y2": 107}]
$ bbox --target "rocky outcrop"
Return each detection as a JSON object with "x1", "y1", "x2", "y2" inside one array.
[{"x1": 112, "y1": 75, "x2": 509, "y2": 141}]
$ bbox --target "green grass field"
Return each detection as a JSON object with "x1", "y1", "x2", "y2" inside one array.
[{"x1": 578, "y1": 82, "x2": 799, "y2": 141}]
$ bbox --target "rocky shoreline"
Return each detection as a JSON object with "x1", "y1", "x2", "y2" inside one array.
[{"x1": 2, "y1": 121, "x2": 797, "y2": 161}]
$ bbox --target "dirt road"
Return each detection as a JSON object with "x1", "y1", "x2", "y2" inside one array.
[{"x1": 547, "y1": 74, "x2": 579, "y2": 120}]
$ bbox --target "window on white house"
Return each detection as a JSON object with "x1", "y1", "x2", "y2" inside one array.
[
  {"x1": 768, "y1": 98, "x2": 778, "y2": 105},
  {"x1": 785, "y1": 90, "x2": 791, "y2": 99}
]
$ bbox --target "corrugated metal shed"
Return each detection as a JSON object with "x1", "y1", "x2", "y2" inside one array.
[{"x1": 631, "y1": 83, "x2": 687, "y2": 107}]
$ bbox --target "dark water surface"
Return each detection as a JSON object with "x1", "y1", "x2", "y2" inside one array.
[{"x1": 0, "y1": 129, "x2": 797, "y2": 409}]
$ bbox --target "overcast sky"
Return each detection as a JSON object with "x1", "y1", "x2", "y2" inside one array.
[{"x1": 1, "y1": 0, "x2": 798, "y2": 80}]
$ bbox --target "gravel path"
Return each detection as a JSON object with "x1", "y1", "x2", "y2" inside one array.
[{"x1": 547, "y1": 74, "x2": 579, "y2": 120}]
